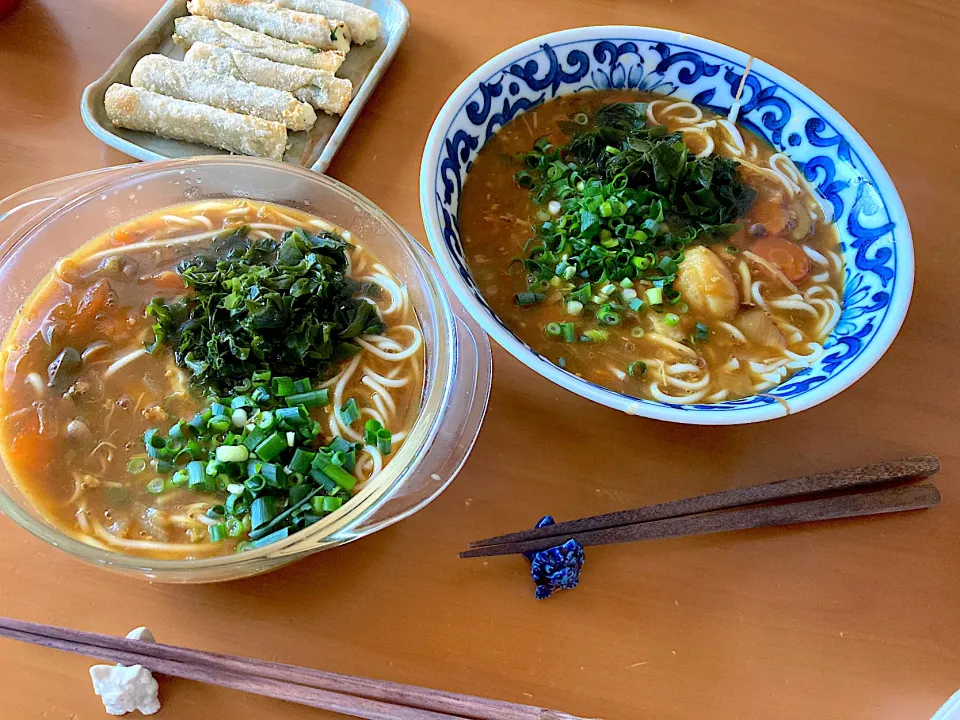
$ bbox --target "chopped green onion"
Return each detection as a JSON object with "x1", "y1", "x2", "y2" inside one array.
[
  {"x1": 250, "y1": 496, "x2": 277, "y2": 529},
  {"x1": 287, "y1": 448, "x2": 315, "y2": 475},
  {"x1": 329, "y1": 436, "x2": 354, "y2": 455},
  {"x1": 271, "y1": 376, "x2": 296, "y2": 397},
  {"x1": 663, "y1": 313, "x2": 681, "y2": 327},
  {"x1": 725, "y1": 244, "x2": 739, "y2": 254},
  {"x1": 597, "y1": 305, "x2": 621, "y2": 326},
  {"x1": 514, "y1": 291, "x2": 545, "y2": 306},
  {"x1": 170, "y1": 469, "x2": 188, "y2": 487},
  {"x1": 208, "y1": 415, "x2": 232, "y2": 433},
  {"x1": 293, "y1": 378, "x2": 312, "y2": 394},
  {"x1": 318, "y1": 463, "x2": 356, "y2": 492},
  {"x1": 187, "y1": 461, "x2": 212, "y2": 491},
  {"x1": 338, "y1": 398, "x2": 360, "y2": 425},
  {"x1": 254, "y1": 432, "x2": 287, "y2": 462},
  {"x1": 645, "y1": 287, "x2": 663, "y2": 307},
  {"x1": 583, "y1": 329, "x2": 609, "y2": 343},
  {"x1": 628, "y1": 361, "x2": 647, "y2": 377},
  {"x1": 230, "y1": 395, "x2": 255, "y2": 409},
  {"x1": 284, "y1": 389, "x2": 329, "y2": 408},
  {"x1": 225, "y1": 517, "x2": 245, "y2": 537},
  {"x1": 243, "y1": 427, "x2": 266, "y2": 451},
  {"x1": 631, "y1": 326, "x2": 646, "y2": 339},
  {"x1": 244, "y1": 475, "x2": 267, "y2": 493},
  {"x1": 566, "y1": 301, "x2": 584, "y2": 316},
  {"x1": 570, "y1": 284, "x2": 591, "y2": 304},
  {"x1": 126, "y1": 457, "x2": 147, "y2": 475},
  {"x1": 168, "y1": 421, "x2": 193, "y2": 441},
  {"x1": 188, "y1": 413, "x2": 208, "y2": 433},
  {"x1": 274, "y1": 406, "x2": 306, "y2": 427},
  {"x1": 560, "y1": 322, "x2": 576, "y2": 343},
  {"x1": 208, "y1": 523, "x2": 227, "y2": 542},
  {"x1": 249, "y1": 527, "x2": 290, "y2": 548},
  {"x1": 691, "y1": 322, "x2": 711, "y2": 344},
  {"x1": 231, "y1": 408, "x2": 248, "y2": 427},
  {"x1": 364, "y1": 419, "x2": 382, "y2": 447},
  {"x1": 216, "y1": 445, "x2": 249, "y2": 463},
  {"x1": 376, "y1": 428, "x2": 392, "y2": 455},
  {"x1": 255, "y1": 409, "x2": 277, "y2": 430},
  {"x1": 322, "y1": 496, "x2": 343, "y2": 512},
  {"x1": 545, "y1": 322, "x2": 562, "y2": 337},
  {"x1": 658, "y1": 256, "x2": 679, "y2": 276},
  {"x1": 146, "y1": 478, "x2": 165, "y2": 495},
  {"x1": 144, "y1": 428, "x2": 165, "y2": 449}
]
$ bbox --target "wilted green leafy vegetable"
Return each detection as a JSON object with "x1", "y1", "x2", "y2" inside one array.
[{"x1": 146, "y1": 226, "x2": 384, "y2": 394}]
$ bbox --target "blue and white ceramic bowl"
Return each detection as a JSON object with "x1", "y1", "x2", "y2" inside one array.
[{"x1": 420, "y1": 26, "x2": 913, "y2": 425}]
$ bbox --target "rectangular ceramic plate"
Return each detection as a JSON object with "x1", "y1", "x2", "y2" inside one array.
[{"x1": 80, "y1": 0, "x2": 408, "y2": 172}]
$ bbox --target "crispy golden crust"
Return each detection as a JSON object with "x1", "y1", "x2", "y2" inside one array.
[
  {"x1": 276, "y1": 0, "x2": 380, "y2": 44},
  {"x1": 186, "y1": 0, "x2": 351, "y2": 52},
  {"x1": 104, "y1": 84, "x2": 288, "y2": 160},
  {"x1": 130, "y1": 54, "x2": 316, "y2": 131},
  {"x1": 174, "y1": 16, "x2": 345, "y2": 72},
  {"x1": 184, "y1": 43, "x2": 352, "y2": 116}
]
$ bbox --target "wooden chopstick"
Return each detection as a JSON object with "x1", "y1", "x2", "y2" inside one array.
[
  {"x1": 460, "y1": 484, "x2": 940, "y2": 559},
  {"x1": 0, "y1": 618, "x2": 590, "y2": 720},
  {"x1": 469, "y1": 456, "x2": 940, "y2": 550}
]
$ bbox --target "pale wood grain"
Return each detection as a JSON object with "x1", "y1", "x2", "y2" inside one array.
[{"x1": 0, "y1": 1, "x2": 958, "y2": 719}]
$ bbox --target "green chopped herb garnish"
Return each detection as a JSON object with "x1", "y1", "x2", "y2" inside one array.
[
  {"x1": 512, "y1": 102, "x2": 756, "y2": 344},
  {"x1": 137, "y1": 370, "x2": 373, "y2": 551}
]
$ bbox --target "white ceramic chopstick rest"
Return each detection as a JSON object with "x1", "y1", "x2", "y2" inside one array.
[{"x1": 89, "y1": 627, "x2": 160, "y2": 716}]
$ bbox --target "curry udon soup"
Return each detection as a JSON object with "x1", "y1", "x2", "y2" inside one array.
[
  {"x1": 0, "y1": 200, "x2": 424, "y2": 558},
  {"x1": 459, "y1": 91, "x2": 844, "y2": 405}
]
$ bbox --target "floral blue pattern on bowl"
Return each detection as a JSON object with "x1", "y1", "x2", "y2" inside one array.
[{"x1": 420, "y1": 27, "x2": 913, "y2": 425}]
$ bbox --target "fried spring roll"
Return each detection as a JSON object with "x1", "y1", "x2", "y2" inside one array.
[
  {"x1": 184, "y1": 43, "x2": 352, "y2": 116},
  {"x1": 131, "y1": 54, "x2": 317, "y2": 131},
  {"x1": 275, "y1": 0, "x2": 379, "y2": 44},
  {"x1": 186, "y1": 0, "x2": 351, "y2": 52},
  {"x1": 104, "y1": 84, "x2": 287, "y2": 160},
  {"x1": 174, "y1": 17, "x2": 345, "y2": 72}
]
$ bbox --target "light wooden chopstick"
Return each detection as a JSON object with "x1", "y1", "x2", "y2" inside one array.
[
  {"x1": 462, "y1": 456, "x2": 941, "y2": 558},
  {"x1": 0, "y1": 618, "x2": 591, "y2": 720}
]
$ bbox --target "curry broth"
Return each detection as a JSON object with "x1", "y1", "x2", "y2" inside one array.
[{"x1": 459, "y1": 90, "x2": 844, "y2": 404}]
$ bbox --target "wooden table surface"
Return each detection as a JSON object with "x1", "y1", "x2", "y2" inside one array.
[{"x1": 1, "y1": 1, "x2": 959, "y2": 718}]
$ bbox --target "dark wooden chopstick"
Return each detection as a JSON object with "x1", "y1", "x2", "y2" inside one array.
[
  {"x1": 460, "y1": 484, "x2": 940, "y2": 559},
  {"x1": 469, "y1": 456, "x2": 940, "y2": 550},
  {"x1": 0, "y1": 618, "x2": 591, "y2": 720}
]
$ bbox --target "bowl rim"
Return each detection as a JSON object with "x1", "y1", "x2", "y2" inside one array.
[
  {"x1": 420, "y1": 24, "x2": 914, "y2": 425},
  {"x1": 0, "y1": 156, "x2": 460, "y2": 572}
]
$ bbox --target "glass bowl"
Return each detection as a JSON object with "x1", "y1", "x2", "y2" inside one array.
[{"x1": 0, "y1": 157, "x2": 492, "y2": 583}]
